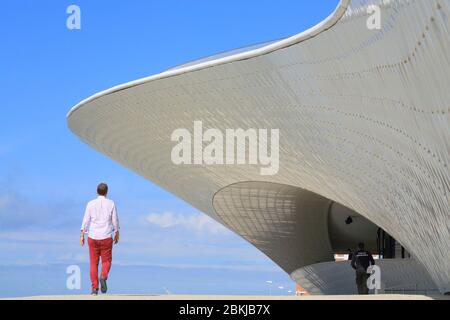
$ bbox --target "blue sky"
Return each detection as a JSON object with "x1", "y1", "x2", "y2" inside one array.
[{"x1": 0, "y1": 0, "x2": 339, "y2": 297}]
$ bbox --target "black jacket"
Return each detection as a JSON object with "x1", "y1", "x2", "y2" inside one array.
[{"x1": 351, "y1": 250, "x2": 375, "y2": 272}]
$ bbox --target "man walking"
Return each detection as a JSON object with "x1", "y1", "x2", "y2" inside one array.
[
  {"x1": 80, "y1": 183, "x2": 120, "y2": 295},
  {"x1": 351, "y1": 242, "x2": 375, "y2": 294}
]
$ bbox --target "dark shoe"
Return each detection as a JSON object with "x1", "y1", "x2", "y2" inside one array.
[
  {"x1": 91, "y1": 289, "x2": 98, "y2": 296},
  {"x1": 100, "y1": 277, "x2": 107, "y2": 294}
]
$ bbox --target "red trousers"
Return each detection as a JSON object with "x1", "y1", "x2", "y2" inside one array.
[{"x1": 88, "y1": 237, "x2": 113, "y2": 290}]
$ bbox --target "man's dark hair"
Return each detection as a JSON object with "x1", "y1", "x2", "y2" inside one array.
[
  {"x1": 97, "y1": 183, "x2": 108, "y2": 196},
  {"x1": 358, "y1": 242, "x2": 365, "y2": 250}
]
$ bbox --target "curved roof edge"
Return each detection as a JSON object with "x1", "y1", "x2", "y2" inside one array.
[{"x1": 67, "y1": 0, "x2": 351, "y2": 119}]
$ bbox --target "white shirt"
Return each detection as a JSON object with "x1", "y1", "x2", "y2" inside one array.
[{"x1": 81, "y1": 196, "x2": 120, "y2": 240}]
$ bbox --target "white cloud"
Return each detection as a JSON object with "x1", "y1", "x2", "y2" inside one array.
[
  {"x1": 56, "y1": 252, "x2": 88, "y2": 263},
  {"x1": 113, "y1": 261, "x2": 280, "y2": 272},
  {"x1": 145, "y1": 212, "x2": 230, "y2": 235},
  {"x1": 0, "y1": 231, "x2": 67, "y2": 242}
]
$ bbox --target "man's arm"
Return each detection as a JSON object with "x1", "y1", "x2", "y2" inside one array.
[
  {"x1": 112, "y1": 203, "x2": 120, "y2": 244},
  {"x1": 80, "y1": 204, "x2": 91, "y2": 246},
  {"x1": 350, "y1": 252, "x2": 357, "y2": 270},
  {"x1": 369, "y1": 252, "x2": 375, "y2": 265}
]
